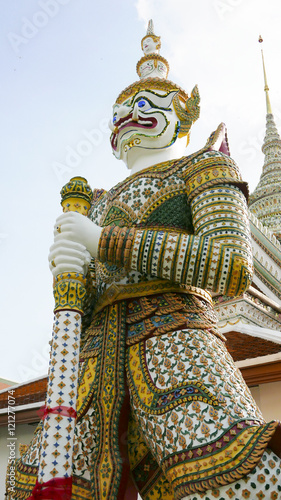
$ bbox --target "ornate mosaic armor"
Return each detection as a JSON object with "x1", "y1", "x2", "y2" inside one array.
[{"x1": 10, "y1": 140, "x2": 281, "y2": 500}]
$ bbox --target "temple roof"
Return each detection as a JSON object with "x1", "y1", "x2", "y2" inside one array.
[
  {"x1": 225, "y1": 331, "x2": 281, "y2": 362},
  {"x1": 0, "y1": 376, "x2": 47, "y2": 410},
  {"x1": 0, "y1": 377, "x2": 16, "y2": 390}
]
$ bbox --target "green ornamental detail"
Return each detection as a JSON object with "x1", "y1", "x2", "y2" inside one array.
[
  {"x1": 103, "y1": 205, "x2": 136, "y2": 227},
  {"x1": 60, "y1": 176, "x2": 93, "y2": 215},
  {"x1": 60, "y1": 176, "x2": 93, "y2": 205},
  {"x1": 145, "y1": 193, "x2": 194, "y2": 232}
]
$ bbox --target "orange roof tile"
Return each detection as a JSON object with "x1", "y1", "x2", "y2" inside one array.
[
  {"x1": 0, "y1": 377, "x2": 47, "y2": 409},
  {"x1": 225, "y1": 331, "x2": 281, "y2": 362}
]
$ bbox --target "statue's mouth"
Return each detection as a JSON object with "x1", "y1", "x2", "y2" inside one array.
[{"x1": 111, "y1": 112, "x2": 157, "y2": 151}]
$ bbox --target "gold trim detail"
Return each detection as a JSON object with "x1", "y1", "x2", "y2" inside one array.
[
  {"x1": 53, "y1": 272, "x2": 87, "y2": 313},
  {"x1": 115, "y1": 78, "x2": 188, "y2": 105},
  {"x1": 93, "y1": 280, "x2": 213, "y2": 315},
  {"x1": 136, "y1": 54, "x2": 170, "y2": 77},
  {"x1": 60, "y1": 176, "x2": 93, "y2": 215}
]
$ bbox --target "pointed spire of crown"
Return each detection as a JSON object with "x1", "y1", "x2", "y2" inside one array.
[
  {"x1": 117, "y1": 20, "x2": 189, "y2": 104},
  {"x1": 146, "y1": 19, "x2": 154, "y2": 35},
  {"x1": 141, "y1": 19, "x2": 161, "y2": 55},
  {"x1": 137, "y1": 19, "x2": 169, "y2": 79}
]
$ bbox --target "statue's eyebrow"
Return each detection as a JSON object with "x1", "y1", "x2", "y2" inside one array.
[
  {"x1": 128, "y1": 95, "x2": 136, "y2": 106},
  {"x1": 130, "y1": 92, "x2": 150, "y2": 107},
  {"x1": 113, "y1": 98, "x2": 131, "y2": 111}
]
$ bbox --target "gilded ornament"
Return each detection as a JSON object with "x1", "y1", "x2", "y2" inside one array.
[
  {"x1": 124, "y1": 137, "x2": 141, "y2": 151},
  {"x1": 60, "y1": 176, "x2": 93, "y2": 215}
]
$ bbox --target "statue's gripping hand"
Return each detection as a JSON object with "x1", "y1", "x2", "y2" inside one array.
[{"x1": 48, "y1": 212, "x2": 102, "y2": 277}]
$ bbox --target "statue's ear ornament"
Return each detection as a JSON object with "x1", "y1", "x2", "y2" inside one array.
[{"x1": 174, "y1": 85, "x2": 200, "y2": 139}]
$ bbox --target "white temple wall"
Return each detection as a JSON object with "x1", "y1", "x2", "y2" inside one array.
[{"x1": 250, "y1": 381, "x2": 281, "y2": 421}]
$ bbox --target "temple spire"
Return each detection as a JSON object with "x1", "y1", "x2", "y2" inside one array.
[
  {"x1": 259, "y1": 36, "x2": 272, "y2": 115},
  {"x1": 249, "y1": 37, "x2": 281, "y2": 242}
]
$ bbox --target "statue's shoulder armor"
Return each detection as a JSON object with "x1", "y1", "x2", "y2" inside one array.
[
  {"x1": 91, "y1": 188, "x2": 107, "y2": 206},
  {"x1": 181, "y1": 123, "x2": 248, "y2": 202},
  {"x1": 88, "y1": 188, "x2": 108, "y2": 221}
]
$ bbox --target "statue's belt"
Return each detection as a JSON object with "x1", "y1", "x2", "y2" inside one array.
[{"x1": 93, "y1": 280, "x2": 213, "y2": 314}]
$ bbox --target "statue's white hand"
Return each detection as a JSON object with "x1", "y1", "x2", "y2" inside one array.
[
  {"x1": 48, "y1": 239, "x2": 91, "y2": 277},
  {"x1": 53, "y1": 212, "x2": 102, "y2": 258}
]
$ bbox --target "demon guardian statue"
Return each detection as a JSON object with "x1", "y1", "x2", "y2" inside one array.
[{"x1": 8, "y1": 20, "x2": 281, "y2": 500}]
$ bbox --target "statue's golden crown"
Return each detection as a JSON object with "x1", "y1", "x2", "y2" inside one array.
[{"x1": 115, "y1": 20, "x2": 200, "y2": 141}]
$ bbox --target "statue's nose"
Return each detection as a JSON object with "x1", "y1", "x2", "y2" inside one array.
[
  {"x1": 109, "y1": 103, "x2": 138, "y2": 132},
  {"x1": 114, "y1": 105, "x2": 131, "y2": 123}
]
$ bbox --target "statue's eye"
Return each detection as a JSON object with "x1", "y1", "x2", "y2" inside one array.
[
  {"x1": 138, "y1": 99, "x2": 146, "y2": 108},
  {"x1": 113, "y1": 115, "x2": 117, "y2": 123}
]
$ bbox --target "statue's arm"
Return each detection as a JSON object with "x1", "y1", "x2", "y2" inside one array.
[
  {"x1": 98, "y1": 170, "x2": 253, "y2": 297},
  {"x1": 49, "y1": 154, "x2": 253, "y2": 297}
]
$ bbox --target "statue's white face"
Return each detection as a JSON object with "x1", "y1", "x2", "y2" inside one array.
[
  {"x1": 110, "y1": 89, "x2": 181, "y2": 167},
  {"x1": 142, "y1": 36, "x2": 158, "y2": 55}
]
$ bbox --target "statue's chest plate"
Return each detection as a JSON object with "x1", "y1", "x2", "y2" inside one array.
[{"x1": 89, "y1": 166, "x2": 193, "y2": 233}]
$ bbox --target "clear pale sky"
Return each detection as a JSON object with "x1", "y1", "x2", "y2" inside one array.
[{"x1": 1, "y1": 0, "x2": 281, "y2": 383}]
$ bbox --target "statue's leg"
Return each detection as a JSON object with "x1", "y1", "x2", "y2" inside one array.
[
  {"x1": 126, "y1": 327, "x2": 281, "y2": 499},
  {"x1": 82, "y1": 301, "x2": 138, "y2": 500},
  {"x1": 127, "y1": 411, "x2": 174, "y2": 500},
  {"x1": 181, "y1": 449, "x2": 281, "y2": 500}
]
